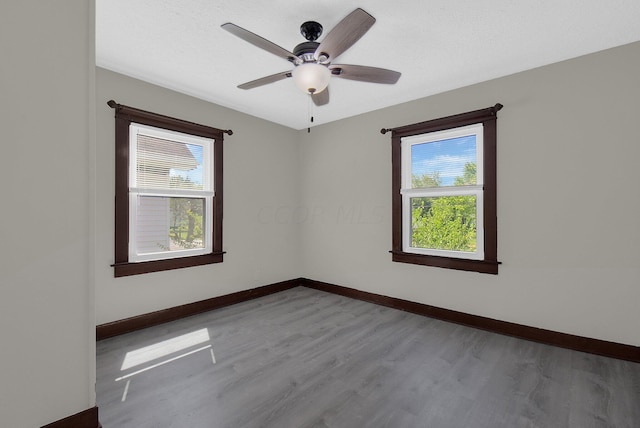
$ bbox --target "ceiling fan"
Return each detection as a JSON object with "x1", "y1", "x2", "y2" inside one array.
[{"x1": 221, "y1": 8, "x2": 401, "y2": 106}]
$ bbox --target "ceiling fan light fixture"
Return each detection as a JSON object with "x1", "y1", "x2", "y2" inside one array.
[
  {"x1": 223, "y1": 8, "x2": 401, "y2": 104},
  {"x1": 292, "y1": 63, "x2": 331, "y2": 94}
]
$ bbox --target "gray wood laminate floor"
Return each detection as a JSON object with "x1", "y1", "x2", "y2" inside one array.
[{"x1": 96, "y1": 287, "x2": 640, "y2": 428}]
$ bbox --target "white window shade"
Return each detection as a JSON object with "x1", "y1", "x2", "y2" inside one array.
[{"x1": 130, "y1": 124, "x2": 213, "y2": 193}]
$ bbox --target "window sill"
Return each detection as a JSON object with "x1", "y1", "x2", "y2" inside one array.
[
  {"x1": 113, "y1": 252, "x2": 224, "y2": 277},
  {"x1": 390, "y1": 250, "x2": 499, "y2": 274}
]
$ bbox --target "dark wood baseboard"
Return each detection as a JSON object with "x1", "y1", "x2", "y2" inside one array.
[
  {"x1": 96, "y1": 277, "x2": 639, "y2": 363},
  {"x1": 301, "y1": 278, "x2": 640, "y2": 363},
  {"x1": 96, "y1": 279, "x2": 299, "y2": 340},
  {"x1": 41, "y1": 406, "x2": 100, "y2": 428}
]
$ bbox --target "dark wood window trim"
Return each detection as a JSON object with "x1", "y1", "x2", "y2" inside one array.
[
  {"x1": 109, "y1": 101, "x2": 226, "y2": 277},
  {"x1": 388, "y1": 104, "x2": 502, "y2": 274}
]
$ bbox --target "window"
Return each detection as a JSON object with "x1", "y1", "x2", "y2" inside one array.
[
  {"x1": 402, "y1": 123, "x2": 484, "y2": 259},
  {"x1": 110, "y1": 101, "x2": 226, "y2": 277},
  {"x1": 128, "y1": 124, "x2": 213, "y2": 262},
  {"x1": 389, "y1": 104, "x2": 501, "y2": 274}
]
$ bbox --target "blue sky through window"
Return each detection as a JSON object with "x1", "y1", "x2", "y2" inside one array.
[{"x1": 411, "y1": 135, "x2": 476, "y2": 186}]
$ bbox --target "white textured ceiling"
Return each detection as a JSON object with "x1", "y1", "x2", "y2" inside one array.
[{"x1": 96, "y1": 0, "x2": 640, "y2": 130}]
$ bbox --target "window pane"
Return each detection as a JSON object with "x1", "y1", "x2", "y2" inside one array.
[
  {"x1": 136, "y1": 134, "x2": 204, "y2": 190},
  {"x1": 411, "y1": 195, "x2": 477, "y2": 252},
  {"x1": 136, "y1": 196, "x2": 205, "y2": 254},
  {"x1": 411, "y1": 135, "x2": 476, "y2": 188}
]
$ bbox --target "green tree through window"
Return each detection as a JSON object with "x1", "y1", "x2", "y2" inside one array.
[
  {"x1": 168, "y1": 176, "x2": 205, "y2": 250},
  {"x1": 411, "y1": 163, "x2": 477, "y2": 252}
]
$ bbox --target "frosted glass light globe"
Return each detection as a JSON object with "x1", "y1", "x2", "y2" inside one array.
[{"x1": 292, "y1": 63, "x2": 331, "y2": 94}]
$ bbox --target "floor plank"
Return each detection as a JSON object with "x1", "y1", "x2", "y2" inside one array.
[{"x1": 96, "y1": 287, "x2": 640, "y2": 427}]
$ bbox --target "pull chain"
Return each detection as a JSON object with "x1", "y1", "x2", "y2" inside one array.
[{"x1": 307, "y1": 94, "x2": 313, "y2": 133}]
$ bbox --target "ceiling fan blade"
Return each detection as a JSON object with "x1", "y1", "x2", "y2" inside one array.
[
  {"x1": 221, "y1": 23, "x2": 301, "y2": 63},
  {"x1": 314, "y1": 8, "x2": 375, "y2": 63},
  {"x1": 329, "y1": 64, "x2": 401, "y2": 84},
  {"x1": 312, "y1": 88, "x2": 330, "y2": 106},
  {"x1": 238, "y1": 71, "x2": 292, "y2": 90}
]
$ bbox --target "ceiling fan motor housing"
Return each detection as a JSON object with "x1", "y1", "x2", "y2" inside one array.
[{"x1": 293, "y1": 41, "x2": 320, "y2": 62}]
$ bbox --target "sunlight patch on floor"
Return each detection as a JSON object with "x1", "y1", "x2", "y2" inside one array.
[{"x1": 120, "y1": 328, "x2": 211, "y2": 370}]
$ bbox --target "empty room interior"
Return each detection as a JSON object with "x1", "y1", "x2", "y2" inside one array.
[{"x1": 2, "y1": 1, "x2": 640, "y2": 427}]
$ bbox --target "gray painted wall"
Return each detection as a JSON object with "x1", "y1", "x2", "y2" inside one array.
[
  {"x1": 298, "y1": 41, "x2": 640, "y2": 347},
  {"x1": 0, "y1": 1, "x2": 95, "y2": 426},
  {"x1": 98, "y1": 42, "x2": 640, "y2": 348}
]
